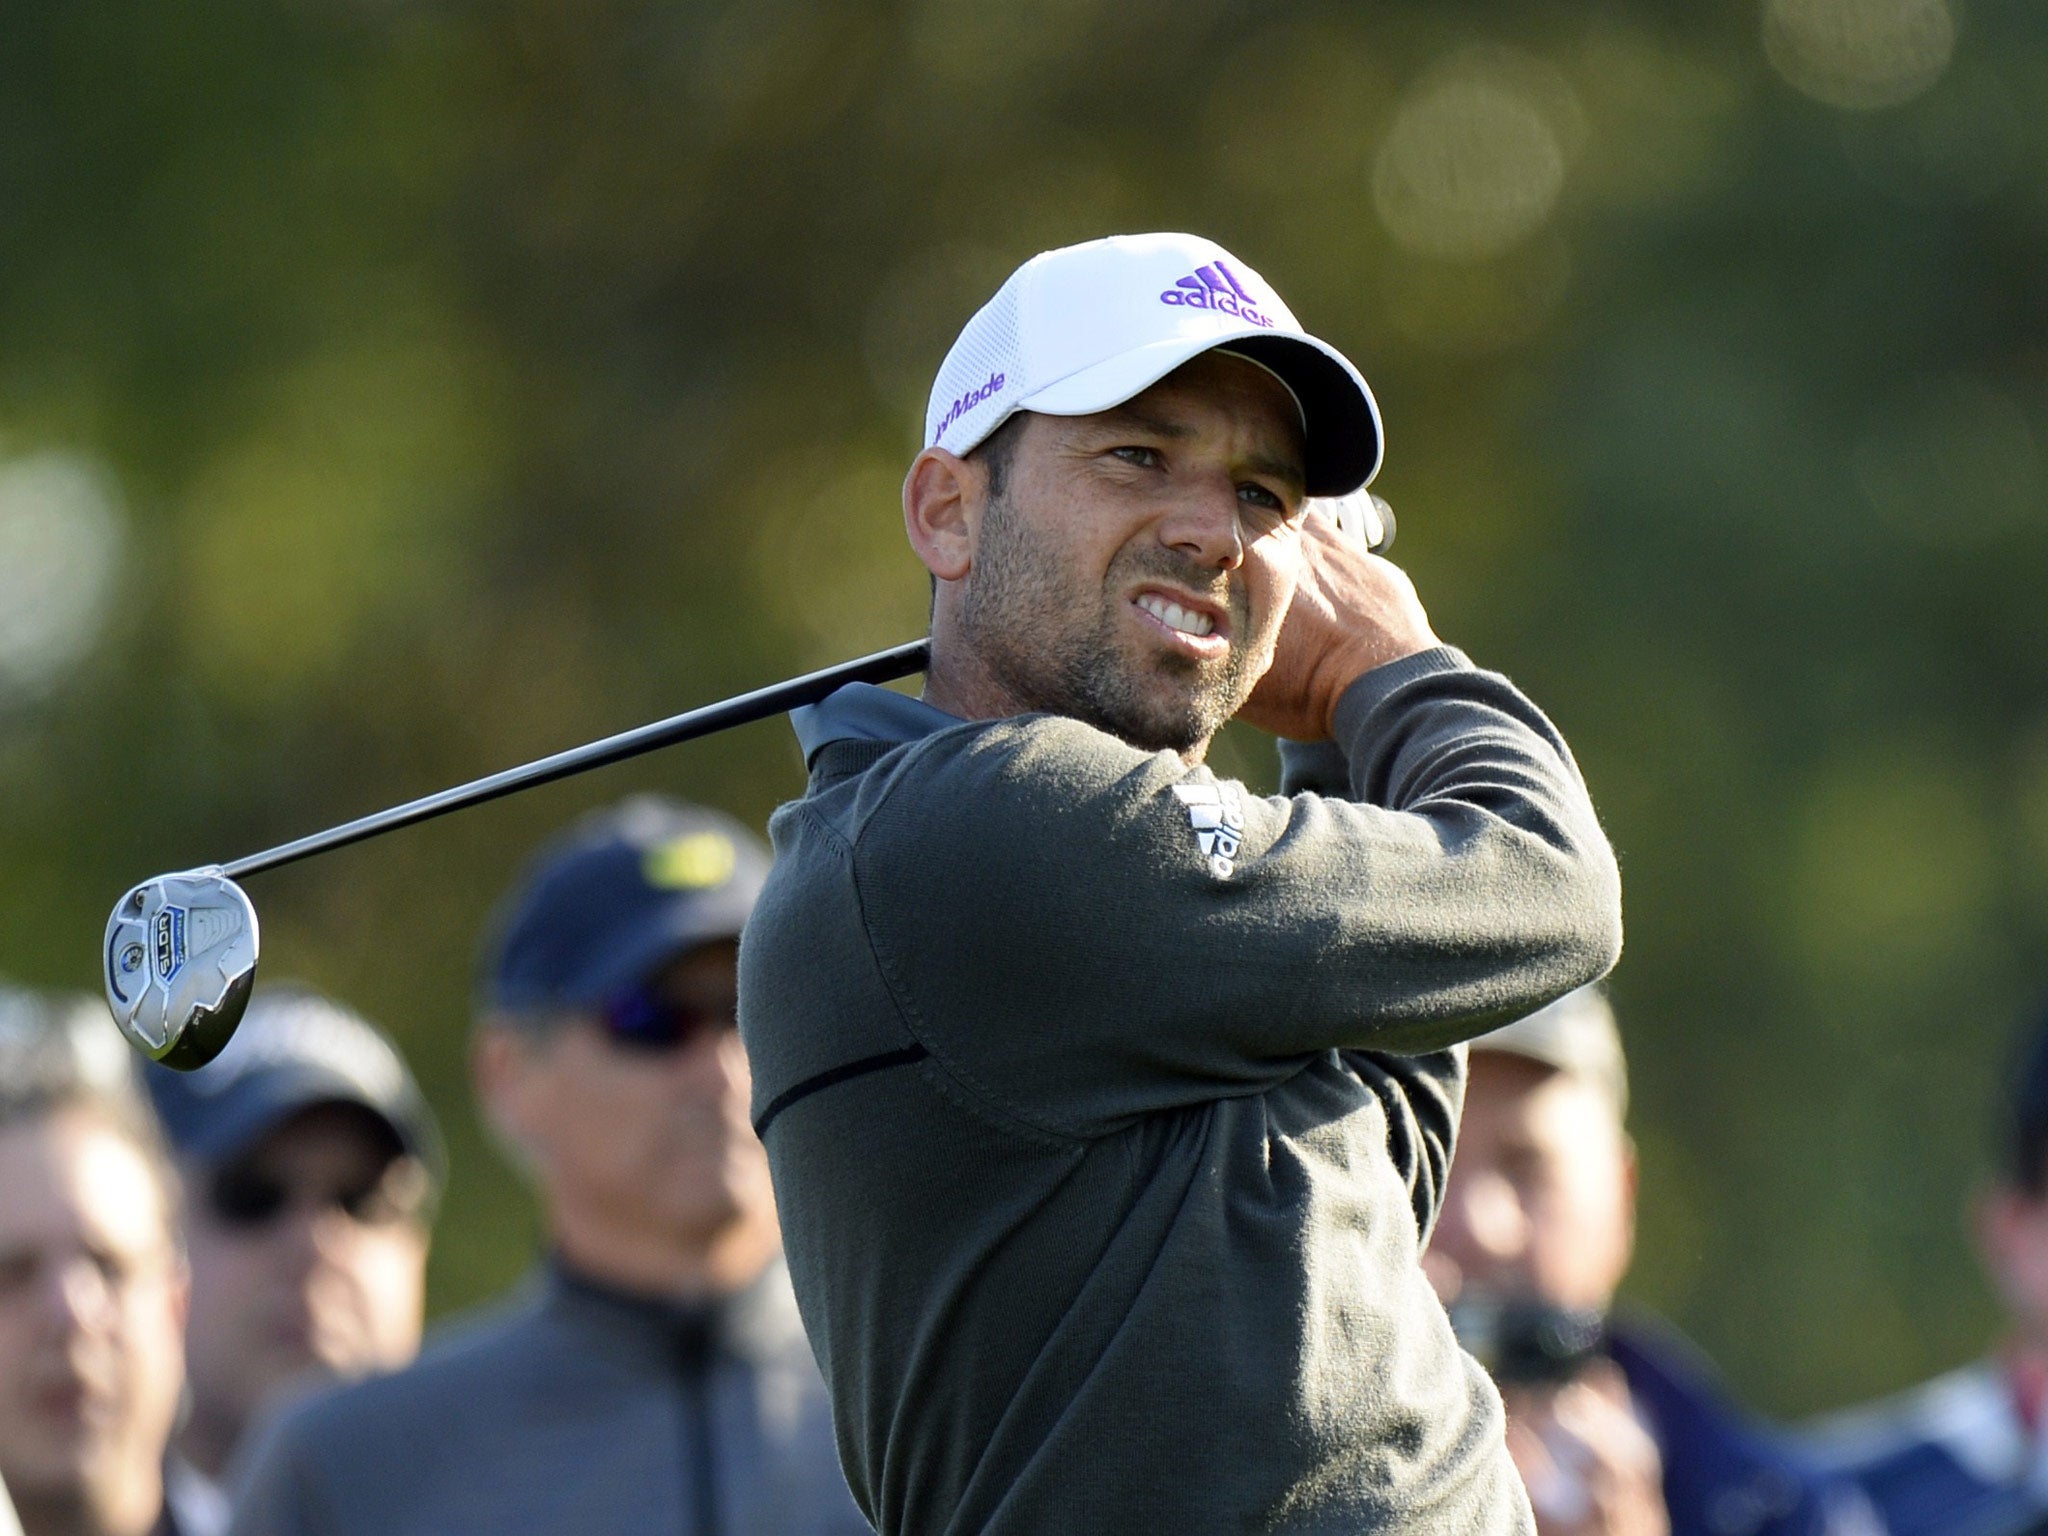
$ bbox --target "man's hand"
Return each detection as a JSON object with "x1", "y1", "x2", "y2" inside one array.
[
  {"x1": 1502, "y1": 1364, "x2": 1670, "y2": 1536},
  {"x1": 1238, "y1": 505, "x2": 1439, "y2": 741}
]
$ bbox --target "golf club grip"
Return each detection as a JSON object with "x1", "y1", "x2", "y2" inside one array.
[{"x1": 222, "y1": 639, "x2": 933, "y2": 881}]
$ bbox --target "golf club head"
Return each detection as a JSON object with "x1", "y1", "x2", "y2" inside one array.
[
  {"x1": 103, "y1": 868, "x2": 259, "y2": 1071},
  {"x1": 1316, "y1": 488, "x2": 1395, "y2": 554}
]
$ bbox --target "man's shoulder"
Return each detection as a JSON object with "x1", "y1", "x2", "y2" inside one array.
[
  {"x1": 261, "y1": 1291, "x2": 547, "y2": 1457},
  {"x1": 1804, "y1": 1359, "x2": 2019, "y2": 1480},
  {"x1": 1608, "y1": 1317, "x2": 1870, "y2": 1536},
  {"x1": 1801, "y1": 1360, "x2": 2048, "y2": 1536},
  {"x1": 785, "y1": 710, "x2": 1198, "y2": 840}
]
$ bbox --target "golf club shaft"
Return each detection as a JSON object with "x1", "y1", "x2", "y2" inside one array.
[{"x1": 221, "y1": 639, "x2": 933, "y2": 881}]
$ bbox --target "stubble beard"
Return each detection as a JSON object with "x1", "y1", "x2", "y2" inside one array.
[{"x1": 960, "y1": 491, "x2": 1259, "y2": 755}]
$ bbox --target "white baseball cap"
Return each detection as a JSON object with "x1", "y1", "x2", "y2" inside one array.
[
  {"x1": 924, "y1": 232, "x2": 1384, "y2": 498},
  {"x1": 1471, "y1": 984, "x2": 1629, "y2": 1121}
]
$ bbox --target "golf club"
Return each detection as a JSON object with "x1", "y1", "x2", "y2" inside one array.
[{"x1": 102, "y1": 492, "x2": 1394, "y2": 1070}]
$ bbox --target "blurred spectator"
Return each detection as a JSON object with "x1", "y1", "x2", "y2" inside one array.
[
  {"x1": 0, "y1": 988, "x2": 187, "y2": 1536},
  {"x1": 1806, "y1": 998, "x2": 2048, "y2": 1536},
  {"x1": 229, "y1": 796, "x2": 867, "y2": 1535},
  {"x1": 1426, "y1": 985, "x2": 1877, "y2": 1536},
  {"x1": 144, "y1": 987, "x2": 442, "y2": 1536}
]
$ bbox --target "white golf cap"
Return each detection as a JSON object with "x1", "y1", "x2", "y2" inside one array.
[
  {"x1": 1471, "y1": 984, "x2": 1629, "y2": 1122},
  {"x1": 924, "y1": 232, "x2": 1383, "y2": 497}
]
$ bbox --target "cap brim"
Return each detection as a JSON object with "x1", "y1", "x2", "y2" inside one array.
[
  {"x1": 169, "y1": 1068, "x2": 425, "y2": 1166},
  {"x1": 1018, "y1": 329, "x2": 1383, "y2": 497}
]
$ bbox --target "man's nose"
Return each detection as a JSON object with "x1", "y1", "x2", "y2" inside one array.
[
  {"x1": 1155, "y1": 480, "x2": 1246, "y2": 569},
  {"x1": 264, "y1": 1200, "x2": 356, "y2": 1272},
  {"x1": 682, "y1": 1027, "x2": 752, "y2": 1097}
]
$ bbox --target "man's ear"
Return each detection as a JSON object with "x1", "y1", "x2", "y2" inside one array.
[
  {"x1": 172, "y1": 1264, "x2": 191, "y2": 1329},
  {"x1": 472, "y1": 1023, "x2": 543, "y2": 1166},
  {"x1": 903, "y1": 448, "x2": 979, "y2": 583},
  {"x1": 1619, "y1": 1132, "x2": 1640, "y2": 1273}
]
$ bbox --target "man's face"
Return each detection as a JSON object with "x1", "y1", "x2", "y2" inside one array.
[
  {"x1": 1425, "y1": 1053, "x2": 1637, "y2": 1313},
  {"x1": 957, "y1": 350, "x2": 1308, "y2": 755},
  {"x1": 180, "y1": 1102, "x2": 429, "y2": 1443},
  {"x1": 0, "y1": 1106, "x2": 185, "y2": 1531},
  {"x1": 482, "y1": 939, "x2": 775, "y2": 1270}
]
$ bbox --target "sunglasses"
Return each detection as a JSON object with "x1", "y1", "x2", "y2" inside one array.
[
  {"x1": 207, "y1": 1164, "x2": 421, "y2": 1231},
  {"x1": 598, "y1": 983, "x2": 739, "y2": 1054}
]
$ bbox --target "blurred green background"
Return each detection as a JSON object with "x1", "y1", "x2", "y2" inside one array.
[{"x1": 3, "y1": 0, "x2": 2042, "y2": 1421}]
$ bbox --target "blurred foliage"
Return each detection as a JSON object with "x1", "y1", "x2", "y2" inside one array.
[{"x1": 4, "y1": 0, "x2": 2047, "y2": 1420}]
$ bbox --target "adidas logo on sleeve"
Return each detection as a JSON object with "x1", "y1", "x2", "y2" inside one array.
[{"x1": 1172, "y1": 782, "x2": 1247, "y2": 879}]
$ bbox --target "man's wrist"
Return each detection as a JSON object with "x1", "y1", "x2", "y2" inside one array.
[{"x1": 1326, "y1": 645, "x2": 1473, "y2": 746}]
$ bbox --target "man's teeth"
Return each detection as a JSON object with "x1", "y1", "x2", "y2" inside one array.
[{"x1": 1136, "y1": 593, "x2": 1216, "y2": 638}]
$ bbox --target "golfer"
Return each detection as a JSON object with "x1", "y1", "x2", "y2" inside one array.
[{"x1": 739, "y1": 231, "x2": 1623, "y2": 1534}]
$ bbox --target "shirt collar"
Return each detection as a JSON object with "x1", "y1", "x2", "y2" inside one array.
[
  {"x1": 543, "y1": 1252, "x2": 807, "y2": 1367},
  {"x1": 790, "y1": 682, "x2": 962, "y2": 768}
]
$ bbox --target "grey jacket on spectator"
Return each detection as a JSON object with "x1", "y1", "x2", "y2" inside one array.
[{"x1": 227, "y1": 1257, "x2": 868, "y2": 1536}]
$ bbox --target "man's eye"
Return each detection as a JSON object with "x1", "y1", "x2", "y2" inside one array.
[
  {"x1": 1498, "y1": 1151, "x2": 1550, "y2": 1195},
  {"x1": 88, "y1": 1246, "x2": 136, "y2": 1287},
  {"x1": 1109, "y1": 446, "x2": 1160, "y2": 468},
  {"x1": 1237, "y1": 483, "x2": 1286, "y2": 512}
]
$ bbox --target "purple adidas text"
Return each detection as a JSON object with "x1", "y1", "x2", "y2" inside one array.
[{"x1": 1159, "y1": 261, "x2": 1274, "y2": 327}]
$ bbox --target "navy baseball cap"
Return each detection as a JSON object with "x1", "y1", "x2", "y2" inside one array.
[
  {"x1": 482, "y1": 796, "x2": 770, "y2": 1015},
  {"x1": 145, "y1": 984, "x2": 444, "y2": 1179}
]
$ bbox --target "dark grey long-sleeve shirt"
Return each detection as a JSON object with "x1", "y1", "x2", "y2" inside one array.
[
  {"x1": 739, "y1": 647, "x2": 1623, "y2": 1535},
  {"x1": 226, "y1": 1258, "x2": 870, "y2": 1536}
]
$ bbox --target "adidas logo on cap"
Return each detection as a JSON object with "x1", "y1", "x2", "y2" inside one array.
[{"x1": 1158, "y1": 261, "x2": 1274, "y2": 328}]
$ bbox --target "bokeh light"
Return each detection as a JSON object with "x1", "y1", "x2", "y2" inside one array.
[
  {"x1": 0, "y1": 451, "x2": 125, "y2": 707},
  {"x1": 1372, "y1": 49, "x2": 1579, "y2": 263},
  {"x1": 1763, "y1": 0, "x2": 1956, "y2": 110}
]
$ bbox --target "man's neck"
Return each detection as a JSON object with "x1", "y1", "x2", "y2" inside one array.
[
  {"x1": 550, "y1": 1210, "x2": 781, "y2": 1305},
  {"x1": 173, "y1": 1401, "x2": 241, "y2": 1483},
  {"x1": 12, "y1": 1479, "x2": 161, "y2": 1536},
  {"x1": 922, "y1": 633, "x2": 1214, "y2": 767},
  {"x1": 2001, "y1": 1334, "x2": 2048, "y2": 1435},
  {"x1": 920, "y1": 634, "x2": 1023, "y2": 724}
]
